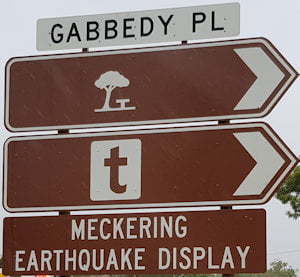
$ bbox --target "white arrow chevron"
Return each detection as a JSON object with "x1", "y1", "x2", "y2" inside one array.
[
  {"x1": 233, "y1": 47, "x2": 285, "y2": 110},
  {"x1": 233, "y1": 132, "x2": 285, "y2": 196}
]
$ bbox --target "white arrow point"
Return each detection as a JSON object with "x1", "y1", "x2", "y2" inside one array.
[
  {"x1": 233, "y1": 47, "x2": 285, "y2": 110},
  {"x1": 233, "y1": 132, "x2": 285, "y2": 196}
]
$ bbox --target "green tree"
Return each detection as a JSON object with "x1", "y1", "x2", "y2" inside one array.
[
  {"x1": 276, "y1": 165, "x2": 300, "y2": 219},
  {"x1": 267, "y1": 260, "x2": 298, "y2": 277},
  {"x1": 233, "y1": 260, "x2": 298, "y2": 277}
]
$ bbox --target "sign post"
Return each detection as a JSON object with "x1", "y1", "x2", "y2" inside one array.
[{"x1": 2, "y1": 10, "x2": 299, "y2": 275}]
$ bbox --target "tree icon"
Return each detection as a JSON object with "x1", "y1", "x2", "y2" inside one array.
[{"x1": 94, "y1": 71, "x2": 135, "y2": 112}]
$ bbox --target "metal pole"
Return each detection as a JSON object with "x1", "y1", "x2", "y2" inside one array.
[
  {"x1": 59, "y1": 210, "x2": 70, "y2": 277},
  {"x1": 59, "y1": 211, "x2": 70, "y2": 215},
  {"x1": 221, "y1": 205, "x2": 234, "y2": 277},
  {"x1": 58, "y1": 129, "x2": 69, "y2": 134},
  {"x1": 58, "y1": 46, "x2": 89, "y2": 277},
  {"x1": 221, "y1": 206, "x2": 232, "y2": 210},
  {"x1": 58, "y1": 127, "x2": 71, "y2": 276},
  {"x1": 218, "y1": 120, "x2": 230, "y2": 125},
  {"x1": 218, "y1": 120, "x2": 234, "y2": 277}
]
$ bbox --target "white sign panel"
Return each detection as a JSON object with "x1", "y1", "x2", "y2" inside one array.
[
  {"x1": 36, "y1": 3, "x2": 240, "y2": 51},
  {"x1": 90, "y1": 139, "x2": 142, "y2": 201}
]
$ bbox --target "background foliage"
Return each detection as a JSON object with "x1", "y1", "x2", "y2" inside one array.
[{"x1": 277, "y1": 165, "x2": 300, "y2": 219}]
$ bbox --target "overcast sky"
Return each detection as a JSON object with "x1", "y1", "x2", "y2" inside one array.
[{"x1": 0, "y1": 0, "x2": 299, "y2": 273}]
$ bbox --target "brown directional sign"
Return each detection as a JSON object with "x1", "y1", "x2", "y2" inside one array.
[
  {"x1": 5, "y1": 37, "x2": 297, "y2": 132},
  {"x1": 3, "y1": 209, "x2": 266, "y2": 275},
  {"x1": 3, "y1": 123, "x2": 298, "y2": 212}
]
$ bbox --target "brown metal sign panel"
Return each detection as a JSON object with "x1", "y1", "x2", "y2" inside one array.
[
  {"x1": 3, "y1": 209, "x2": 266, "y2": 275},
  {"x1": 3, "y1": 123, "x2": 298, "y2": 212},
  {"x1": 5, "y1": 37, "x2": 297, "y2": 132}
]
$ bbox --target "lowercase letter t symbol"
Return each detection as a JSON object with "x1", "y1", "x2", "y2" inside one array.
[{"x1": 104, "y1": 146, "x2": 128, "y2": 193}]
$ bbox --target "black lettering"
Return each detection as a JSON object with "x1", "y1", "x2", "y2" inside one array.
[
  {"x1": 193, "y1": 12, "x2": 206, "y2": 32},
  {"x1": 141, "y1": 17, "x2": 154, "y2": 37},
  {"x1": 158, "y1": 15, "x2": 174, "y2": 35},
  {"x1": 87, "y1": 21, "x2": 99, "y2": 41},
  {"x1": 51, "y1": 24, "x2": 63, "y2": 43},
  {"x1": 66, "y1": 23, "x2": 81, "y2": 42},
  {"x1": 105, "y1": 20, "x2": 118, "y2": 39},
  {"x1": 123, "y1": 18, "x2": 135, "y2": 38},
  {"x1": 212, "y1": 11, "x2": 224, "y2": 31}
]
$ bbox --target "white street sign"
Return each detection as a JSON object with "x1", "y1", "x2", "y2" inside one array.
[{"x1": 36, "y1": 3, "x2": 240, "y2": 51}]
